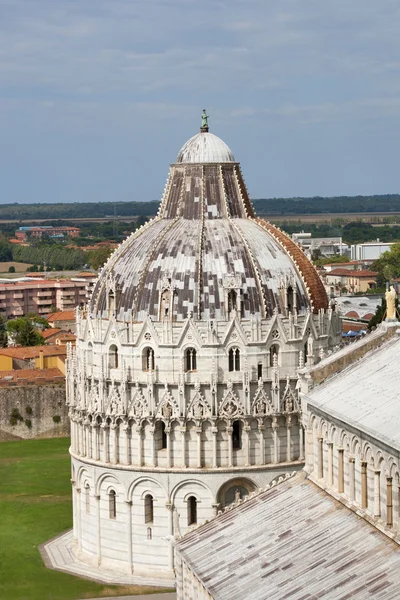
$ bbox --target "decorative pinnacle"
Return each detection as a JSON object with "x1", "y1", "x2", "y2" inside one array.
[{"x1": 201, "y1": 108, "x2": 209, "y2": 132}]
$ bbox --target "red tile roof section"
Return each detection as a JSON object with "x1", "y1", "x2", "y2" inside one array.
[
  {"x1": 329, "y1": 269, "x2": 378, "y2": 277},
  {"x1": 0, "y1": 345, "x2": 66, "y2": 359},
  {"x1": 0, "y1": 367, "x2": 65, "y2": 386},
  {"x1": 47, "y1": 310, "x2": 76, "y2": 322},
  {"x1": 254, "y1": 218, "x2": 329, "y2": 313}
]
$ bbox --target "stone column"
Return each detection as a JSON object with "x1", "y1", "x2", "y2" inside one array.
[
  {"x1": 136, "y1": 426, "x2": 143, "y2": 467},
  {"x1": 337, "y1": 449, "x2": 344, "y2": 493},
  {"x1": 150, "y1": 429, "x2": 156, "y2": 467},
  {"x1": 180, "y1": 426, "x2": 187, "y2": 468},
  {"x1": 166, "y1": 427, "x2": 172, "y2": 468},
  {"x1": 317, "y1": 437, "x2": 324, "y2": 480},
  {"x1": 374, "y1": 470, "x2": 381, "y2": 517},
  {"x1": 111, "y1": 424, "x2": 118, "y2": 464},
  {"x1": 244, "y1": 425, "x2": 251, "y2": 467},
  {"x1": 286, "y1": 417, "x2": 292, "y2": 462},
  {"x1": 272, "y1": 418, "x2": 279, "y2": 464},
  {"x1": 387, "y1": 477, "x2": 393, "y2": 527},
  {"x1": 211, "y1": 427, "x2": 218, "y2": 468},
  {"x1": 124, "y1": 424, "x2": 131, "y2": 465},
  {"x1": 361, "y1": 461, "x2": 368, "y2": 509},
  {"x1": 94, "y1": 425, "x2": 100, "y2": 461},
  {"x1": 196, "y1": 427, "x2": 202, "y2": 469},
  {"x1": 88, "y1": 425, "x2": 93, "y2": 459},
  {"x1": 166, "y1": 502, "x2": 174, "y2": 571},
  {"x1": 125, "y1": 500, "x2": 133, "y2": 573},
  {"x1": 95, "y1": 494, "x2": 101, "y2": 566},
  {"x1": 349, "y1": 457, "x2": 355, "y2": 501},
  {"x1": 76, "y1": 487, "x2": 81, "y2": 550},
  {"x1": 258, "y1": 425, "x2": 265, "y2": 465},
  {"x1": 227, "y1": 426, "x2": 233, "y2": 468},
  {"x1": 299, "y1": 425, "x2": 304, "y2": 461},
  {"x1": 71, "y1": 479, "x2": 77, "y2": 538},
  {"x1": 327, "y1": 443, "x2": 333, "y2": 486}
]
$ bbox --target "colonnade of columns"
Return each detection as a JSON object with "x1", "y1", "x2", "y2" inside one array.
[
  {"x1": 70, "y1": 415, "x2": 305, "y2": 469},
  {"x1": 312, "y1": 433, "x2": 399, "y2": 530}
]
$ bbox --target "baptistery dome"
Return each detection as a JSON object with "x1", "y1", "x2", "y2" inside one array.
[
  {"x1": 90, "y1": 128, "x2": 327, "y2": 322},
  {"x1": 67, "y1": 116, "x2": 341, "y2": 584}
]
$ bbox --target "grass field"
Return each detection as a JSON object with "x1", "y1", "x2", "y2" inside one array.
[
  {"x1": 0, "y1": 261, "x2": 33, "y2": 273},
  {"x1": 0, "y1": 438, "x2": 172, "y2": 600}
]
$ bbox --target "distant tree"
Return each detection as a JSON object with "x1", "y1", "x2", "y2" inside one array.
[
  {"x1": 372, "y1": 243, "x2": 400, "y2": 288},
  {"x1": 314, "y1": 255, "x2": 350, "y2": 267},
  {"x1": 0, "y1": 315, "x2": 8, "y2": 347},
  {"x1": 88, "y1": 246, "x2": 113, "y2": 270},
  {"x1": 6, "y1": 317, "x2": 45, "y2": 346}
]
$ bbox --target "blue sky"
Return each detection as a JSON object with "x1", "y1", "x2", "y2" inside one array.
[{"x1": 1, "y1": 0, "x2": 400, "y2": 204}]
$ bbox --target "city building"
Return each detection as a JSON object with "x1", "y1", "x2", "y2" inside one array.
[
  {"x1": 351, "y1": 241, "x2": 393, "y2": 261},
  {"x1": 0, "y1": 345, "x2": 66, "y2": 373},
  {"x1": 292, "y1": 232, "x2": 348, "y2": 259},
  {"x1": 62, "y1": 119, "x2": 341, "y2": 582},
  {"x1": 15, "y1": 225, "x2": 80, "y2": 243},
  {"x1": 174, "y1": 323, "x2": 400, "y2": 599},
  {"x1": 47, "y1": 310, "x2": 77, "y2": 332},
  {"x1": 323, "y1": 268, "x2": 378, "y2": 296},
  {"x1": 0, "y1": 279, "x2": 88, "y2": 318}
]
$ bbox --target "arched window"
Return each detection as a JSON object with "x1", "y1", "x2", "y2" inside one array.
[
  {"x1": 227, "y1": 289, "x2": 237, "y2": 317},
  {"x1": 185, "y1": 347, "x2": 197, "y2": 372},
  {"x1": 161, "y1": 422, "x2": 167, "y2": 449},
  {"x1": 109, "y1": 344, "x2": 118, "y2": 369},
  {"x1": 144, "y1": 494, "x2": 154, "y2": 523},
  {"x1": 108, "y1": 289, "x2": 115, "y2": 316},
  {"x1": 304, "y1": 342, "x2": 308, "y2": 364},
  {"x1": 109, "y1": 489, "x2": 116, "y2": 519},
  {"x1": 142, "y1": 347, "x2": 155, "y2": 371},
  {"x1": 85, "y1": 483, "x2": 90, "y2": 514},
  {"x1": 229, "y1": 347, "x2": 240, "y2": 372},
  {"x1": 287, "y1": 286, "x2": 294, "y2": 313},
  {"x1": 269, "y1": 345, "x2": 279, "y2": 367},
  {"x1": 232, "y1": 420, "x2": 242, "y2": 449},
  {"x1": 187, "y1": 496, "x2": 197, "y2": 525},
  {"x1": 257, "y1": 363, "x2": 263, "y2": 380},
  {"x1": 147, "y1": 527, "x2": 152, "y2": 540},
  {"x1": 87, "y1": 343, "x2": 93, "y2": 366}
]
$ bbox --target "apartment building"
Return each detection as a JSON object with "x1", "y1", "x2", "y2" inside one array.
[{"x1": 0, "y1": 278, "x2": 88, "y2": 318}]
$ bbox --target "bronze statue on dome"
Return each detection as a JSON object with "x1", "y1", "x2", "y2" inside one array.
[{"x1": 201, "y1": 109, "x2": 209, "y2": 132}]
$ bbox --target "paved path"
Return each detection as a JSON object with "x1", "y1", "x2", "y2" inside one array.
[
  {"x1": 41, "y1": 530, "x2": 175, "y2": 588},
  {"x1": 86, "y1": 595, "x2": 176, "y2": 600}
]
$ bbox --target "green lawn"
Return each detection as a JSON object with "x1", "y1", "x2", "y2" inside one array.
[{"x1": 0, "y1": 438, "x2": 172, "y2": 600}]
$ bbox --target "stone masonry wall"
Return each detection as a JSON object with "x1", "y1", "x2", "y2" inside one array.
[{"x1": 0, "y1": 383, "x2": 69, "y2": 440}]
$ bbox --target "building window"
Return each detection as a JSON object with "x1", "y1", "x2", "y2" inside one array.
[
  {"x1": 144, "y1": 494, "x2": 154, "y2": 523},
  {"x1": 227, "y1": 289, "x2": 237, "y2": 317},
  {"x1": 142, "y1": 347, "x2": 155, "y2": 371},
  {"x1": 109, "y1": 344, "x2": 118, "y2": 369},
  {"x1": 108, "y1": 290, "x2": 115, "y2": 315},
  {"x1": 232, "y1": 420, "x2": 242, "y2": 449},
  {"x1": 185, "y1": 348, "x2": 197, "y2": 372},
  {"x1": 269, "y1": 345, "x2": 279, "y2": 367},
  {"x1": 161, "y1": 422, "x2": 167, "y2": 449},
  {"x1": 187, "y1": 496, "x2": 197, "y2": 526},
  {"x1": 147, "y1": 527, "x2": 152, "y2": 540},
  {"x1": 229, "y1": 347, "x2": 240, "y2": 372},
  {"x1": 85, "y1": 484, "x2": 90, "y2": 514},
  {"x1": 257, "y1": 363, "x2": 263, "y2": 380},
  {"x1": 109, "y1": 489, "x2": 116, "y2": 519},
  {"x1": 287, "y1": 286, "x2": 294, "y2": 313}
]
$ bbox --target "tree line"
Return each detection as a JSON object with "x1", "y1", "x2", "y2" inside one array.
[{"x1": 1, "y1": 195, "x2": 400, "y2": 221}]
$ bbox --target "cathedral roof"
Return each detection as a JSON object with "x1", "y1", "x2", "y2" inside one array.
[
  {"x1": 90, "y1": 119, "x2": 328, "y2": 321},
  {"x1": 176, "y1": 472, "x2": 400, "y2": 600},
  {"x1": 306, "y1": 331, "x2": 400, "y2": 451}
]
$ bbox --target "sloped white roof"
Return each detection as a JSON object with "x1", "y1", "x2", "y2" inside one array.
[
  {"x1": 176, "y1": 473, "x2": 400, "y2": 600},
  {"x1": 307, "y1": 331, "x2": 400, "y2": 450},
  {"x1": 176, "y1": 132, "x2": 235, "y2": 163}
]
